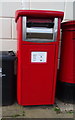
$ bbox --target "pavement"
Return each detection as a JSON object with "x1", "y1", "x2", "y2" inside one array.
[
  {"x1": 0, "y1": 107, "x2": 2, "y2": 120},
  {"x1": 1, "y1": 99, "x2": 74, "y2": 119}
]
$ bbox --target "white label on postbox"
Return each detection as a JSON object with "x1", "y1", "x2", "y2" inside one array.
[{"x1": 31, "y1": 52, "x2": 47, "y2": 63}]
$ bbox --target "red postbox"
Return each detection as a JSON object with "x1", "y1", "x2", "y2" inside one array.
[
  {"x1": 57, "y1": 21, "x2": 75, "y2": 103},
  {"x1": 15, "y1": 10, "x2": 64, "y2": 106}
]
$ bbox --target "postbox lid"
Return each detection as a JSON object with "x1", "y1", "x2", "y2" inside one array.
[
  {"x1": 61, "y1": 20, "x2": 75, "y2": 30},
  {"x1": 15, "y1": 10, "x2": 64, "y2": 22}
]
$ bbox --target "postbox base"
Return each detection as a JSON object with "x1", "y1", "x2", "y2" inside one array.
[{"x1": 56, "y1": 80, "x2": 75, "y2": 104}]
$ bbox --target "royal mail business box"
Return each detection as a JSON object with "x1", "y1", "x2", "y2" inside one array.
[{"x1": 15, "y1": 10, "x2": 64, "y2": 106}]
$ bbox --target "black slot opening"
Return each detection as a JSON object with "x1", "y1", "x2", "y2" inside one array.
[{"x1": 27, "y1": 22, "x2": 54, "y2": 28}]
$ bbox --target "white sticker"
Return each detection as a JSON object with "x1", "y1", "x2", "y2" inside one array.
[
  {"x1": 0, "y1": 67, "x2": 2, "y2": 73},
  {"x1": 31, "y1": 52, "x2": 47, "y2": 63},
  {"x1": 0, "y1": 67, "x2": 6, "y2": 77}
]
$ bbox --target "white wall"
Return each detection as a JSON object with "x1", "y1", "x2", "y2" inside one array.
[{"x1": 0, "y1": 0, "x2": 74, "y2": 52}]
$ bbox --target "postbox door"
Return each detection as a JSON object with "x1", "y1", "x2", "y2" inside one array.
[{"x1": 21, "y1": 44, "x2": 56, "y2": 105}]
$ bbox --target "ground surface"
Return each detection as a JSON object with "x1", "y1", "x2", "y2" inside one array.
[{"x1": 1, "y1": 99, "x2": 74, "y2": 119}]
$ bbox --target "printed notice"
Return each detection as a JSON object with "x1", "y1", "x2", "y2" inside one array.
[{"x1": 31, "y1": 52, "x2": 47, "y2": 63}]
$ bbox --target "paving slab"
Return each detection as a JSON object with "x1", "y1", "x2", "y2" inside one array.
[
  {"x1": 24, "y1": 108, "x2": 73, "y2": 118},
  {"x1": 2, "y1": 101, "x2": 74, "y2": 119},
  {"x1": 56, "y1": 99, "x2": 74, "y2": 112},
  {"x1": 0, "y1": 107, "x2": 2, "y2": 120}
]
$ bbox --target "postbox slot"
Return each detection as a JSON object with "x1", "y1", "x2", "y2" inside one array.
[
  {"x1": 26, "y1": 27, "x2": 53, "y2": 40},
  {"x1": 22, "y1": 17, "x2": 58, "y2": 42},
  {"x1": 27, "y1": 32, "x2": 53, "y2": 39},
  {"x1": 27, "y1": 22, "x2": 54, "y2": 28}
]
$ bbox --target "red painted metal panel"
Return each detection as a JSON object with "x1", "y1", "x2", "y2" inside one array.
[
  {"x1": 58, "y1": 21, "x2": 74, "y2": 84},
  {"x1": 21, "y1": 45, "x2": 55, "y2": 105},
  {"x1": 58, "y1": 31, "x2": 73, "y2": 83},
  {"x1": 16, "y1": 17, "x2": 22, "y2": 104},
  {"x1": 15, "y1": 10, "x2": 64, "y2": 22},
  {"x1": 61, "y1": 20, "x2": 75, "y2": 30},
  {"x1": 74, "y1": 40, "x2": 75, "y2": 82}
]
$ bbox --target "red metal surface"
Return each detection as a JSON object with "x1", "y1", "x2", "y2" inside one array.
[
  {"x1": 15, "y1": 10, "x2": 64, "y2": 22},
  {"x1": 21, "y1": 45, "x2": 55, "y2": 105},
  {"x1": 61, "y1": 20, "x2": 75, "y2": 30},
  {"x1": 73, "y1": 38, "x2": 75, "y2": 81},
  {"x1": 16, "y1": 10, "x2": 64, "y2": 105},
  {"x1": 58, "y1": 20, "x2": 74, "y2": 84}
]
